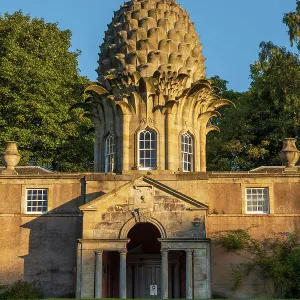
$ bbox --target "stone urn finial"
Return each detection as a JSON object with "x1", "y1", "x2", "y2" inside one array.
[
  {"x1": 279, "y1": 138, "x2": 299, "y2": 171},
  {"x1": 1, "y1": 141, "x2": 21, "y2": 175}
]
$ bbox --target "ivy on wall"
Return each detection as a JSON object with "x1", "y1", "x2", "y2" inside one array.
[{"x1": 215, "y1": 229, "x2": 300, "y2": 298}]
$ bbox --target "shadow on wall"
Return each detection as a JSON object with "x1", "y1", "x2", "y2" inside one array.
[{"x1": 20, "y1": 190, "x2": 105, "y2": 298}]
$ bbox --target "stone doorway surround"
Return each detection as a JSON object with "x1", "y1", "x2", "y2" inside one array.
[
  {"x1": 76, "y1": 238, "x2": 211, "y2": 299},
  {"x1": 77, "y1": 176, "x2": 211, "y2": 299}
]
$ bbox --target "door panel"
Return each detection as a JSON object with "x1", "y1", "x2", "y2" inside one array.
[{"x1": 127, "y1": 254, "x2": 179, "y2": 299}]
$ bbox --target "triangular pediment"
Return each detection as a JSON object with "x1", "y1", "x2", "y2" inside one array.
[{"x1": 80, "y1": 176, "x2": 208, "y2": 211}]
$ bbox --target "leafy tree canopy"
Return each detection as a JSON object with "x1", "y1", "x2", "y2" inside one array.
[
  {"x1": 0, "y1": 11, "x2": 93, "y2": 171},
  {"x1": 207, "y1": 1, "x2": 300, "y2": 171},
  {"x1": 283, "y1": 0, "x2": 300, "y2": 51}
]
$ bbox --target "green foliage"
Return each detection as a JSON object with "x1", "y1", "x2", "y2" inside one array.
[
  {"x1": 217, "y1": 229, "x2": 251, "y2": 251},
  {"x1": 0, "y1": 280, "x2": 42, "y2": 299},
  {"x1": 283, "y1": 0, "x2": 300, "y2": 51},
  {"x1": 215, "y1": 230, "x2": 300, "y2": 298},
  {"x1": 0, "y1": 11, "x2": 93, "y2": 171},
  {"x1": 207, "y1": 1, "x2": 300, "y2": 171}
]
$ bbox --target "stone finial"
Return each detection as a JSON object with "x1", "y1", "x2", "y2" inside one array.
[
  {"x1": 1, "y1": 141, "x2": 21, "y2": 175},
  {"x1": 279, "y1": 138, "x2": 299, "y2": 172}
]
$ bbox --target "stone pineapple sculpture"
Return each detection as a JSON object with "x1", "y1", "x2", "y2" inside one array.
[
  {"x1": 97, "y1": 0, "x2": 206, "y2": 90},
  {"x1": 73, "y1": 0, "x2": 235, "y2": 172}
]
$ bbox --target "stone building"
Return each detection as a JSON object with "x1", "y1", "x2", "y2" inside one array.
[{"x1": 0, "y1": 0, "x2": 300, "y2": 299}]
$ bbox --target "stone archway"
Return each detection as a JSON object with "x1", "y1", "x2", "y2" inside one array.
[
  {"x1": 126, "y1": 222, "x2": 163, "y2": 299},
  {"x1": 127, "y1": 222, "x2": 161, "y2": 254},
  {"x1": 119, "y1": 216, "x2": 167, "y2": 239}
]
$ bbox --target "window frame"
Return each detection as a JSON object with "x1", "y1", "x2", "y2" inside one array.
[
  {"x1": 138, "y1": 129, "x2": 157, "y2": 170},
  {"x1": 181, "y1": 132, "x2": 194, "y2": 172},
  {"x1": 242, "y1": 183, "x2": 274, "y2": 215},
  {"x1": 22, "y1": 185, "x2": 52, "y2": 215},
  {"x1": 25, "y1": 188, "x2": 48, "y2": 214},
  {"x1": 105, "y1": 133, "x2": 115, "y2": 173},
  {"x1": 245, "y1": 187, "x2": 269, "y2": 214}
]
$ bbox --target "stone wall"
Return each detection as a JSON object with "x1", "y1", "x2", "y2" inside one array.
[
  {"x1": 206, "y1": 174, "x2": 300, "y2": 297},
  {"x1": 1, "y1": 171, "x2": 300, "y2": 298},
  {"x1": 0, "y1": 176, "x2": 83, "y2": 298}
]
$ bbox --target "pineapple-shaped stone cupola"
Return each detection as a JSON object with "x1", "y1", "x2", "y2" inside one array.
[{"x1": 73, "y1": 0, "x2": 234, "y2": 173}]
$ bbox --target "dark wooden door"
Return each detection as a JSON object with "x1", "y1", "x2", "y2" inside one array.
[
  {"x1": 127, "y1": 254, "x2": 161, "y2": 299},
  {"x1": 127, "y1": 254, "x2": 180, "y2": 299}
]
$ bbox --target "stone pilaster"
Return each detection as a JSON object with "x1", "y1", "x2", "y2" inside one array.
[
  {"x1": 193, "y1": 245, "x2": 212, "y2": 299},
  {"x1": 81, "y1": 249, "x2": 95, "y2": 299},
  {"x1": 166, "y1": 113, "x2": 175, "y2": 171},
  {"x1": 161, "y1": 249, "x2": 169, "y2": 299},
  {"x1": 95, "y1": 251, "x2": 103, "y2": 299},
  {"x1": 119, "y1": 250, "x2": 127, "y2": 299},
  {"x1": 76, "y1": 242, "x2": 82, "y2": 299},
  {"x1": 199, "y1": 123, "x2": 207, "y2": 172},
  {"x1": 186, "y1": 249, "x2": 193, "y2": 299},
  {"x1": 122, "y1": 115, "x2": 130, "y2": 171}
]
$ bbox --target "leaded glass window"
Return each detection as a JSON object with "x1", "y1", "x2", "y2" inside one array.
[
  {"x1": 181, "y1": 132, "x2": 194, "y2": 172},
  {"x1": 138, "y1": 130, "x2": 157, "y2": 170},
  {"x1": 105, "y1": 134, "x2": 115, "y2": 172}
]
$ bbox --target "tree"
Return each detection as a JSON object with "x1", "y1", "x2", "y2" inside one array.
[
  {"x1": 246, "y1": 41, "x2": 300, "y2": 166},
  {"x1": 207, "y1": 76, "x2": 251, "y2": 170},
  {"x1": 283, "y1": 0, "x2": 300, "y2": 51},
  {"x1": 207, "y1": 1, "x2": 300, "y2": 171},
  {"x1": 0, "y1": 11, "x2": 93, "y2": 171}
]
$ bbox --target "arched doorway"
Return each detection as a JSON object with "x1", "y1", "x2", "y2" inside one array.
[
  {"x1": 127, "y1": 222, "x2": 162, "y2": 299},
  {"x1": 127, "y1": 222, "x2": 161, "y2": 254},
  {"x1": 126, "y1": 223, "x2": 182, "y2": 299}
]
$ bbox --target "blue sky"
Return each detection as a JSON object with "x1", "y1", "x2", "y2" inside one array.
[{"x1": 0, "y1": 0, "x2": 297, "y2": 91}]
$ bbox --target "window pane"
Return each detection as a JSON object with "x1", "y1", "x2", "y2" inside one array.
[
  {"x1": 152, "y1": 158, "x2": 157, "y2": 167},
  {"x1": 145, "y1": 159, "x2": 151, "y2": 167},
  {"x1": 26, "y1": 189, "x2": 48, "y2": 214},
  {"x1": 105, "y1": 134, "x2": 115, "y2": 172},
  {"x1": 246, "y1": 188, "x2": 269, "y2": 214},
  {"x1": 145, "y1": 150, "x2": 151, "y2": 158},
  {"x1": 138, "y1": 130, "x2": 157, "y2": 170},
  {"x1": 181, "y1": 133, "x2": 194, "y2": 172}
]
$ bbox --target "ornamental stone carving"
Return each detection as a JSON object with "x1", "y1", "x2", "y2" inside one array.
[
  {"x1": 279, "y1": 138, "x2": 299, "y2": 169},
  {"x1": 98, "y1": 0, "x2": 206, "y2": 88},
  {"x1": 73, "y1": 0, "x2": 235, "y2": 173},
  {"x1": 1, "y1": 141, "x2": 21, "y2": 175}
]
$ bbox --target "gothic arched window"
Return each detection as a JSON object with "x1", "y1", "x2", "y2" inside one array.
[
  {"x1": 138, "y1": 130, "x2": 157, "y2": 170},
  {"x1": 105, "y1": 134, "x2": 115, "y2": 172},
  {"x1": 181, "y1": 132, "x2": 194, "y2": 172}
]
